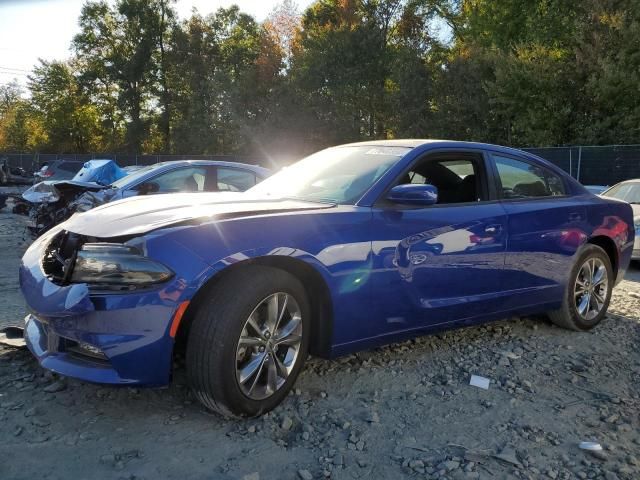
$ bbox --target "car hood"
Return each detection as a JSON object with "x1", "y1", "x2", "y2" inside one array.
[{"x1": 63, "y1": 192, "x2": 335, "y2": 237}]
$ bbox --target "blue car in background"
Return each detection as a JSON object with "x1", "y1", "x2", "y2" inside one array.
[
  {"x1": 74, "y1": 160, "x2": 271, "y2": 211},
  {"x1": 20, "y1": 140, "x2": 634, "y2": 417},
  {"x1": 20, "y1": 160, "x2": 270, "y2": 234}
]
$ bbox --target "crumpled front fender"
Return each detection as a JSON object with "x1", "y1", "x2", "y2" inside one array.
[{"x1": 19, "y1": 229, "x2": 94, "y2": 318}]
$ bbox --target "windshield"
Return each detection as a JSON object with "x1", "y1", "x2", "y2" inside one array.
[
  {"x1": 248, "y1": 145, "x2": 411, "y2": 204},
  {"x1": 602, "y1": 182, "x2": 640, "y2": 203},
  {"x1": 110, "y1": 164, "x2": 163, "y2": 188}
]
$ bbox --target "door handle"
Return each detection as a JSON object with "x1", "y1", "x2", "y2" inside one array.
[
  {"x1": 484, "y1": 224, "x2": 502, "y2": 235},
  {"x1": 568, "y1": 212, "x2": 584, "y2": 222}
]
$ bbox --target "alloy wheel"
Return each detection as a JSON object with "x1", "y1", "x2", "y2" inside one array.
[
  {"x1": 574, "y1": 257, "x2": 608, "y2": 321},
  {"x1": 235, "y1": 292, "x2": 303, "y2": 400}
]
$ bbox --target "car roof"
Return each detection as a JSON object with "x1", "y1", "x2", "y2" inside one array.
[
  {"x1": 146, "y1": 160, "x2": 270, "y2": 176},
  {"x1": 338, "y1": 138, "x2": 544, "y2": 157},
  {"x1": 610, "y1": 179, "x2": 640, "y2": 185}
]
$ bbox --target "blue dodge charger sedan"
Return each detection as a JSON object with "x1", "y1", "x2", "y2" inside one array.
[{"x1": 20, "y1": 140, "x2": 634, "y2": 417}]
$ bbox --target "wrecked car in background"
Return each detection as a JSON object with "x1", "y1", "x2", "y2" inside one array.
[
  {"x1": 20, "y1": 159, "x2": 129, "y2": 235},
  {"x1": 20, "y1": 159, "x2": 270, "y2": 236},
  {"x1": 72, "y1": 160, "x2": 270, "y2": 213},
  {"x1": 20, "y1": 140, "x2": 634, "y2": 418},
  {"x1": 0, "y1": 158, "x2": 33, "y2": 186},
  {"x1": 35, "y1": 159, "x2": 85, "y2": 181}
]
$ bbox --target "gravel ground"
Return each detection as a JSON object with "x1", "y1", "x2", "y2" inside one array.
[
  {"x1": 0, "y1": 188, "x2": 30, "y2": 328},
  {"x1": 0, "y1": 204, "x2": 638, "y2": 480}
]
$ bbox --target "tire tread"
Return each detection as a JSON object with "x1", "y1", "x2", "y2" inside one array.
[
  {"x1": 186, "y1": 266, "x2": 308, "y2": 417},
  {"x1": 548, "y1": 244, "x2": 613, "y2": 331}
]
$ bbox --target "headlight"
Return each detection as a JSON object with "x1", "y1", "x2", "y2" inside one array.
[{"x1": 70, "y1": 243, "x2": 174, "y2": 287}]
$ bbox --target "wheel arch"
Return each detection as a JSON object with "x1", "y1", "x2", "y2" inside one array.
[
  {"x1": 587, "y1": 235, "x2": 618, "y2": 275},
  {"x1": 174, "y1": 256, "x2": 334, "y2": 359}
]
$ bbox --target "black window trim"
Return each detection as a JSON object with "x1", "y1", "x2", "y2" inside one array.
[
  {"x1": 374, "y1": 148, "x2": 499, "y2": 209},
  {"x1": 488, "y1": 151, "x2": 572, "y2": 202}
]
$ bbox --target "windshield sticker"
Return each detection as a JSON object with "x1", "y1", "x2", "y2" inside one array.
[{"x1": 365, "y1": 147, "x2": 409, "y2": 156}]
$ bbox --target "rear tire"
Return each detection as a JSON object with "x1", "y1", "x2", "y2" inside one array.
[
  {"x1": 548, "y1": 244, "x2": 613, "y2": 331},
  {"x1": 186, "y1": 266, "x2": 310, "y2": 417}
]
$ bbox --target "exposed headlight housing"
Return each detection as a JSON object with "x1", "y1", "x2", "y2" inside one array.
[{"x1": 70, "y1": 243, "x2": 174, "y2": 287}]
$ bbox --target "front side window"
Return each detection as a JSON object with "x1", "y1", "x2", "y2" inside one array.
[
  {"x1": 143, "y1": 167, "x2": 207, "y2": 193},
  {"x1": 395, "y1": 156, "x2": 484, "y2": 204},
  {"x1": 493, "y1": 155, "x2": 565, "y2": 199},
  {"x1": 112, "y1": 163, "x2": 163, "y2": 188}
]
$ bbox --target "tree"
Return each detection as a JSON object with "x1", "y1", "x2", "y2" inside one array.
[
  {"x1": 575, "y1": 0, "x2": 640, "y2": 144},
  {"x1": 29, "y1": 60, "x2": 103, "y2": 152},
  {"x1": 73, "y1": 0, "x2": 175, "y2": 153},
  {"x1": 0, "y1": 102, "x2": 47, "y2": 153},
  {"x1": 265, "y1": 0, "x2": 301, "y2": 69}
]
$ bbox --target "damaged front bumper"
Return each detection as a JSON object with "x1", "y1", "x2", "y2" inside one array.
[{"x1": 19, "y1": 230, "x2": 181, "y2": 386}]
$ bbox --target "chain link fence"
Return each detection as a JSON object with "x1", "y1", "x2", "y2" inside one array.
[
  {"x1": 2, "y1": 145, "x2": 640, "y2": 187},
  {"x1": 523, "y1": 145, "x2": 640, "y2": 186}
]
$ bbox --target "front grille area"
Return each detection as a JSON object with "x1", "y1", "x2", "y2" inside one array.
[
  {"x1": 66, "y1": 340, "x2": 110, "y2": 364},
  {"x1": 42, "y1": 230, "x2": 86, "y2": 285}
]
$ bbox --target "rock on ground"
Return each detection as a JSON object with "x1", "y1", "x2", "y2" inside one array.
[{"x1": 0, "y1": 211, "x2": 638, "y2": 479}]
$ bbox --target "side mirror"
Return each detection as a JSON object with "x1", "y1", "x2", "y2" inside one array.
[
  {"x1": 137, "y1": 182, "x2": 159, "y2": 195},
  {"x1": 387, "y1": 184, "x2": 438, "y2": 206}
]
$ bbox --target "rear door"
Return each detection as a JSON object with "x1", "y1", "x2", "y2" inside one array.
[{"x1": 490, "y1": 153, "x2": 587, "y2": 309}]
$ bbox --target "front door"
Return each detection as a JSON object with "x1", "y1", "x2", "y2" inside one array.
[{"x1": 370, "y1": 151, "x2": 508, "y2": 337}]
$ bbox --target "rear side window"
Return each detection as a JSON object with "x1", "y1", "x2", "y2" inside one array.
[
  {"x1": 149, "y1": 167, "x2": 207, "y2": 192},
  {"x1": 217, "y1": 168, "x2": 257, "y2": 192},
  {"x1": 493, "y1": 155, "x2": 565, "y2": 199}
]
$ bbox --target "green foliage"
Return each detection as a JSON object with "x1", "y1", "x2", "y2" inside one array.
[
  {"x1": 0, "y1": 82, "x2": 47, "y2": 152},
  {"x1": 1, "y1": 0, "x2": 640, "y2": 156},
  {"x1": 29, "y1": 60, "x2": 103, "y2": 152},
  {"x1": 72, "y1": 0, "x2": 174, "y2": 153}
]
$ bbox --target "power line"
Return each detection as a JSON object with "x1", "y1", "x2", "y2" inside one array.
[
  {"x1": 0, "y1": 71, "x2": 29, "y2": 77},
  {"x1": 0, "y1": 66, "x2": 32, "y2": 74}
]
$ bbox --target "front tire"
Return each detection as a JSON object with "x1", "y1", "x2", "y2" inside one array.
[
  {"x1": 548, "y1": 244, "x2": 613, "y2": 331},
  {"x1": 186, "y1": 266, "x2": 310, "y2": 417}
]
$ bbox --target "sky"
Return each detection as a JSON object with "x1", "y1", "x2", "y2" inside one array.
[{"x1": 0, "y1": 0, "x2": 312, "y2": 88}]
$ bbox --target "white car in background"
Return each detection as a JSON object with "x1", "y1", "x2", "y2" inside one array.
[{"x1": 601, "y1": 180, "x2": 640, "y2": 260}]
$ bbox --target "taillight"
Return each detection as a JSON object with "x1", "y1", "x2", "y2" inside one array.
[{"x1": 42, "y1": 170, "x2": 54, "y2": 177}]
